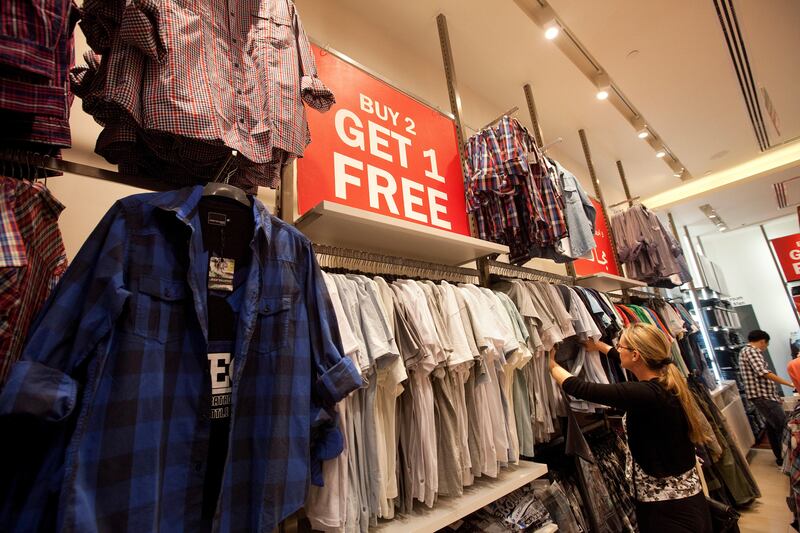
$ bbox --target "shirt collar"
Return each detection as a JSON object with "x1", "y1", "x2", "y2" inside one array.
[{"x1": 148, "y1": 186, "x2": 273, "y2": 263}]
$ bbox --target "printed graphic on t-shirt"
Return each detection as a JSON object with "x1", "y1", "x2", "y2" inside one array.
[{"x1": 208, "y1": 352, "x2": 232, "y2": 419}]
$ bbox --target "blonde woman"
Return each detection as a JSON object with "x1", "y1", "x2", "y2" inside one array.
[{"x1": 549, "y1": 323, "x2": 713, "y2": 533}]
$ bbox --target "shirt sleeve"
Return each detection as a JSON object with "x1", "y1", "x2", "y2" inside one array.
[
  {"x1": 561, "y1": 376, "x2": 659, "y2": 411},
  {"x1": 0, "y1": 203, "x2": 130, "y2": 422},
  {"x1": 292, "y1": 6, "x2": 335, "y2": 112},
  {"x1": 304, "y1": 243, "x2": 361, "y2": 486}
]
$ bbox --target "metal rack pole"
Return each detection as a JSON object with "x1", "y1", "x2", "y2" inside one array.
[
  {"x1": 437, "y1": 14, "x2": 478, "y2": 239},
  {"x1": 615, "y1": 160, "x2": 635, "y2": 207},
  {"x1": 523, "y1": 84, "x2": 545, "y2": 149},
  {"x1": 579, "y1": 129, "x2": 622, "y2": 276},
  {"x1": 524, "y1": 84, "x2": 575, "y2": 278}
]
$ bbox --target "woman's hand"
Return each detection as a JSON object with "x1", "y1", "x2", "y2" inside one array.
[
  {"x1": 548, "y1": 345, "x2": 559, "y2": 370},
  {"x1": 582, "y1": 338, "x2": 609, "y2": 354}
]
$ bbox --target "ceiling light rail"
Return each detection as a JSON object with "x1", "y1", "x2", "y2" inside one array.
[{"x1": 514, "y1": 0, "x2": 692, "y2": 180}]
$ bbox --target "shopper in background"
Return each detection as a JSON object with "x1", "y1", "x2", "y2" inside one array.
[
  {"x1": 738, "y1": 330, "x2": 793, "y2": 465},
  {"x1": 788, "y1": 357, "x2": 800, "y2": 393},
  {"x1": 549, "y1": 323, "x2": 713, "y2": 533}
]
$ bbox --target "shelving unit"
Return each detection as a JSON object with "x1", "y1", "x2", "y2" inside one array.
[
  {"x1": 294, "y1": 201, "x2": 508, "y2": 266},
  {"x1": 373, "y1": 461, "x2": 548, "y2": 533},
  {"x1": 574, "y1": 272, "x2": 646, "y2": 292}
]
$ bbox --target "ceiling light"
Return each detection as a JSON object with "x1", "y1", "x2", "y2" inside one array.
[
  {"x1": 655, "y1": 150, "x2": 666, "y2": 158},
  {"x1": 592, "y1": 72, "x2": 611, "y2": 101},
  {"x1": 632, "y1": 117, "x2": 649, "y2": 139},
  {"x1": 537, "y1": 6, "x2": 560, "y2": 40}
]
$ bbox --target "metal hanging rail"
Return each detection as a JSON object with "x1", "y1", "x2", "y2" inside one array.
[
  {"x1": 313, "y1": 243, "x2": 481, "y2": 284},
  {"x1": 0, "y1": 147, "x2": 175, "y2": 191},
  {"x1": 482, "y1": 259, "x2": 574, "y2": 285},
  {"x1": 480, "y1": 106, "x2": 520, "y2": 131}
]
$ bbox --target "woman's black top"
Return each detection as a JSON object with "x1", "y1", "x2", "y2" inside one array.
[{"x1": 561, "y1": 348, "x2": 696, "y2": 478}]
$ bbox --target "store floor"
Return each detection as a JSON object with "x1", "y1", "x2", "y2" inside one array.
[{"x1": 739, "y1": 449, "x2": 793, "y2": 533}]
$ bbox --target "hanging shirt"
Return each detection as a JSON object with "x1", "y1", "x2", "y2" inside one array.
[
  {"x1": 0, "y1": 178, "x2": 68, "y2": 384},
  {"x1": 74, "y1": 0, "x2": 334, "y2": 189},
  {"x1": 0, "y1": 186, "x2": 361, "y2": 533},
  {"x1": 0, "y1": 0, "x2": 79, "y2": 148}
]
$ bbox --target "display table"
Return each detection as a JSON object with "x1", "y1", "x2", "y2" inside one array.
[
  {"x1": 710, "y1": 380, "x2": 755, "y2": 457},
  {"x1": 374, "y1": 461, "x2": 548, "y2": 533}
]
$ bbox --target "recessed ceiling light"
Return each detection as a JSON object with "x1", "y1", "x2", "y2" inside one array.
[
  {"x1": 596, "y1": 90, "x2": 609, "y2": 100},
  {"x1": 638, "y1": 130, "x2": 649, "y2": 139},
  {"x1": 544, "y1": 26, "x2": 560, "y2": 40},
  {"x1": 655, "y1": 150, "x2": 666, "y2": 158}
]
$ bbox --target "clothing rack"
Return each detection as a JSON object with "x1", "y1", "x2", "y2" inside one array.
[
  {"x1": 480, "y1": 106, "x2": 519, "y2": 131},
  {"x1": 313, "y1": 243, "x2": 481, "y2": 284},
  {"x1": 480, "y1": 259, "x2": 574, "y2": 286},
  {"x1": 0, "y1": 147, "x2": 173, "y2": 191},
  {"x1": 608, "y1": 195, "x2": 641, "y2": 209}
]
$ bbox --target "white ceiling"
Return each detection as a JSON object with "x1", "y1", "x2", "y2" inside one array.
[{"x1": 295, "y1": 0, "x2": 800, "y2": 237}]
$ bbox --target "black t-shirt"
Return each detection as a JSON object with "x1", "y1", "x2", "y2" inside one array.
[
  {"x1": 198, "y1": 197, "x2": 254, "y2": 529},
  {"x1": 562, "y1": 348, "x2": 697, "y2": 478}
]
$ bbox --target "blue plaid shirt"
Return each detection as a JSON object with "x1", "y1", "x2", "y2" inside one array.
[{"x1": 0, "y1": 186, "x2": 361, "y2": 532}]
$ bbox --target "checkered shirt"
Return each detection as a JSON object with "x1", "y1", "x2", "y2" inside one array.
[
  {"x1": 76, "y1": 0, "x2": 334, "y2": 168},
  {"x1": 738, "y1": 344, "x2": 780, "y2": 401},
  {"x1": 0, "y1": 186, "x2": 361, "y2": 532},
  {"x1": 0, "y1": 0, "x2": 79, "y2": 147},
  {"x1": 0, "y1": 177, "x2": 68, "y2": 384}
]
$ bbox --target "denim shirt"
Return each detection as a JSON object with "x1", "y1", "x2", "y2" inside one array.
[
  {"x1": 0, "y1": 186, "x2": 361, "y2": 532},
  {"x1": 554, "y1": 161, "x2": 596, "y2": 259}
]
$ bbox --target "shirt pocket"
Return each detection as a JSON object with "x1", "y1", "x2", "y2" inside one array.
[
  {"x1": 561, "y1": 179, "x2": 581, "y2": 205},
  {"x1": 251, "y1": 13, "x2": 294, "y2": 50},
  {"x1": 133, "y1": 275, "x2": 190, "y2": 344},
  {"x1": 256, "y1": 295, "x2": 293, "y2": 352}
]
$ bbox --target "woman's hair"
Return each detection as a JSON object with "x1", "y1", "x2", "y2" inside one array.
[{"x1": 622, "y1": 323, "x2": 712, "y2": 445}]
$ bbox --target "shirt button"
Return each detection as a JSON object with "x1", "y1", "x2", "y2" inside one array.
[
  {"x1": 234, "y1": 62, "x2": 240, "y2": 68},
  {"x1": 232, "y1": 38, "x2": 237, "y2": 44},
  {"x1": 237, "y1": 89, "x2": 243, "y2": 95},
  {"x1": 264, "y1": 305, "x2": 270, "y2": 312},
  {"x1": 239, "y1": 118, "x2": 245, "y2": 124}
]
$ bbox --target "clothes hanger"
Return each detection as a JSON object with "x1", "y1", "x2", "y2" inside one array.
[{"x1": 202, "y1": 150, "x2": 251, "y2": 208}]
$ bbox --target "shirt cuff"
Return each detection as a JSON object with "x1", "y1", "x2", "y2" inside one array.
[
  {"x1": 0, "y1": 361, "x2": 78, "y2": 422},
  {"x1": 315, "y1": 357, "x2": 361, "y2": 407},
  {"x1": 301, "y1": 76, "x2": 335, "y2": 112}
]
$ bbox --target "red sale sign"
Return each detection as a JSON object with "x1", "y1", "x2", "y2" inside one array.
[
  {"x1": 770, "y1": 233, "x2": 800, "y2": 282},
  {"x1": 573, "y1": 198, "x2": 620, "y2": 276},
  {"x1": 297, "y1": 45, "x2": 470, "y2": 236}
]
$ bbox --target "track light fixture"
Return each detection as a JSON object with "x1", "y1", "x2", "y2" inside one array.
[{"x1": 538, "y1": 6, "x2": 560, "y2": 40}]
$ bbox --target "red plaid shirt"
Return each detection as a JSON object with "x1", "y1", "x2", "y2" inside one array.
[
  {"x1": 0, "y1": 177, "x2": 67, "y2": 384},
  {"x1": 0, "y1": 0, "x2": 79, "y2": 148},
  {"x1": 75, "y1": 0, "x2": 333, "y2": 188}
]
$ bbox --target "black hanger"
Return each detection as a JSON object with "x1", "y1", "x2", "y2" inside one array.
[{"x1": 202, "y1": 150, "x2": 250, "y2": 208}]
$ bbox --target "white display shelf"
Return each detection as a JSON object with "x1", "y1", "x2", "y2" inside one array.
[
  {"x1": 294, "y1": 201, "x2": 508, "y2": 266},
  {"x1": 374, "y1": 461, "x2": 548, "y2": 533},
  {"x1": 574, "y1": 272, "x2": 647, "y2": 292}
]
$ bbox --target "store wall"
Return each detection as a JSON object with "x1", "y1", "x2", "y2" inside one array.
[
  {"x1": 699, "y1": 214, "x2": 800, "y2": 391},
  {"x1": 57, "y1": 3, "x2": 582, "y2": 275}
]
